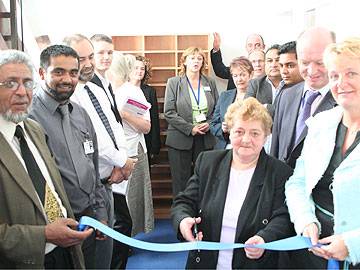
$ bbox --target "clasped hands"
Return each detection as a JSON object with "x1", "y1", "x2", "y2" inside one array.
[
  {"x1": 303, "y1": 222, "x2": 349, "y2": 261},
  {"x1": 179, "y1": 217, "x2": 265, "y2": 259},
  {"x1": 191, "y1": 123, "x2": 210, "y2": 136},
  {"x1": 108, "y1": 158, "x2": 138, "y2": 184}
]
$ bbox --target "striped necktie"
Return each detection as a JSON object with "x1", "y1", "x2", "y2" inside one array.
[{"x1": 85, "y1": 85, "x2": 118, "y2": 149}]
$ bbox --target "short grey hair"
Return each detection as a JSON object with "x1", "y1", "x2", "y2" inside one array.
[
  {"x1": 62, "y1": 34, "x2": 93, "y2": 48},
  {"x1": 0, "y1": 50, "x2": 35, "y2": 80}
]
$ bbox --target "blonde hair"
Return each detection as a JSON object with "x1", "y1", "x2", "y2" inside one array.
[
  {"x1": 323, "y1": 37, "x2": 360, "y2": 68},
  {"x1": 224, "y1": 97, "x2": 272, "y2": 135},
  {"x1": 108, "y1": 52, "x2": 136, "y2": 83},
  {"x1": 179, "y1": 47, "x2": 207, "y2": 76}
]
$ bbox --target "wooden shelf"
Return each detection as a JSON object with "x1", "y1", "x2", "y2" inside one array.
[
  {"x1": 112, "y1": 36, "x2": 143, "y2": 51},
  {"x1": 144, "y1": 35, "x2": 176, "y2": 51}
]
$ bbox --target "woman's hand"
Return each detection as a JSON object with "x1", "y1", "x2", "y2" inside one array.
[
  {"x1": 302, "y1": 222, "x2": 324, "y2": 256},
  {"x1": 317, "y1": 235, "x2": 349, "y2": 261},
  {"x1": 191, "y1": 125, "x2": 205, "y2": 136},
  {"x1": 221, "y1": 122, "x2": 229, "y2": 133},
  {"x1": 244, "y1": 235, "x2": 265, "y2": 259},
  {"x1": 179, "y1": 217, "x2": 203, "y2": 242},
  {"x1": 198, "y1": 122, "x2": 210, "y2": 133}
]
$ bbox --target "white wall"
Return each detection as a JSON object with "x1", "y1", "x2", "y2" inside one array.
[{"x1": 22, "y1": 0, "x2": 360, "y2": 90}]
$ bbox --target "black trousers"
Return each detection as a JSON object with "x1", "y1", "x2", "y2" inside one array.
[
  {"x1": 168, "y1": 135, "x2": 207, "y2": 197},
  {"x1": 45, "y1": 246, "x2": 73, "y2": 269},
  {"x1": 111, "y1": 193, "x2": 132, "y2": 269}
]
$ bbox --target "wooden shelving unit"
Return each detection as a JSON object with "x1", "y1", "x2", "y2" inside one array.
[{"x1": 112, "y1": 34, "x2": 210, "y2": 218}]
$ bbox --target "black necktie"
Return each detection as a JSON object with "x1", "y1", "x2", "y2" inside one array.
[
  {"x1": 15, "y1": 125, "x2": 46, "y2": 204},
  {"x1": 85, "y1": 85, "x2": 118, "y2": 150},
  {"x1": 108, "y1": 83, "x2": 123, "y2": 125}
]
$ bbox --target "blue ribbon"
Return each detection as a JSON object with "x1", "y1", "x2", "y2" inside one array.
[{"x1": 78, "y1": 216, "x2": 339, "y2": 269}]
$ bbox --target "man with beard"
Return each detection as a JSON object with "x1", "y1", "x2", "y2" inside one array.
[
  {"x1": 0, "y1": 49, "x2": 92, "y2": 268},
  {"x1": 29, "y1": 45, "x2": 108, "y2": 269},
  {"x1": 63, "y1": 34, "x2": 136, "y2": 269}
]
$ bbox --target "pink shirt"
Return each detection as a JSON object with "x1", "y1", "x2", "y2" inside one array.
[{"x1": 216, "y1": 166, "x2": 255, "y2": 269}]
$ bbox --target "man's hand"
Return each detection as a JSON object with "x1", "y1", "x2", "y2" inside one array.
[
  {"x1": 45, "y1": 218, "x2": 93, "y2": 247},
  {"x1": 120, "y1": 158, "x2": 137, "y2": 179},
  {"x1": 179, "y1": 217, "x2": 203, "y2": 242},
  {"x1": 213, "y1": 32, "x2": 221, "y2": 52},
  {"x1": 244, "y1": 235, "x2": 265, "y2": 259},
  {"x1": 109, "y1": 167, "x2": 125, "y2": 184}
]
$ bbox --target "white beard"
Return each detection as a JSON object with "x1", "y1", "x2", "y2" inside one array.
[{"x1": 2, "y1": 110, "x2": 28, "y2": 123}]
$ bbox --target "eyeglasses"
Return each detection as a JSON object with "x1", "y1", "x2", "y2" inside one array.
[{"x1": 0, "y1": 80, "x2": 36, "y2": 91}]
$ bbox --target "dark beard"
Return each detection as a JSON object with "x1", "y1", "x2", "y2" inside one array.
[
  {"x1": 79, "y1": 68, "x2": 94, "y2": 82},
  {"x1": 47, "y1": 85, "x2": 74, "y2": 102}
]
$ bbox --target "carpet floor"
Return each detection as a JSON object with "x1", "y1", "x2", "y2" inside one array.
[{"x1": 126, "y1": 219, "x2": 188, "y2": 269}]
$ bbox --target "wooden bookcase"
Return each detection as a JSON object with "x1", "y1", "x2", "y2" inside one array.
[{"x1": 112, "y1": 34, "x2": 210, "y2": 218}]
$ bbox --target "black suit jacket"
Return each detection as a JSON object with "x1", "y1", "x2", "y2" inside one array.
[
  {"x1": 210, "y1": 49, "x2": 235, "y2": 90},
  {"x1": 271, "y1": 82, "x2": 337, "y2": 168},
  {"x1": 171, "y1": 149, "x2": 294, "y2": 269},
  {"x1": 141, "y1": 84, "x2": 161, "y2": 155}
]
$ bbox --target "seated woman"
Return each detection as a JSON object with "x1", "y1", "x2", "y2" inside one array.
[
  {"x1": 210, "y1": 57, "x2": 254, "y2": 149},
  {"x1": 285, "y1": 37, "x2": 360, "y2": 268},
  {"x1": 172, "y1": 97, "x2": 294, "y2": 269}
]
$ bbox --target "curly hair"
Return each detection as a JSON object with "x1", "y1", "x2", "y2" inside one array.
[
  {"x1": 135, "y1": 55, "x2": 152, "y2": 84},
  {"x1": 224, "y1": 97, "x2": 272, "y2": 135}
]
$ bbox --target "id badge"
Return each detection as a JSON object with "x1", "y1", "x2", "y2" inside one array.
[
  {"x1": 83, "y1": 140, "x2": 94, "y2": 154},
  {"x1": 203, "y1": 86, "x2": 211, "y2": 92},
  {"x1": 195, "y1": 113, "x2": 207, "y2": 123}
]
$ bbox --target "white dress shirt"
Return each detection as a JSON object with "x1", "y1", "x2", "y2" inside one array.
[
  {"x1": 71, "y1": 82, "x2": 128, "y2": 181},
  {"x1": 0, "y1": 116, "x2": 67, "y2": 253}
]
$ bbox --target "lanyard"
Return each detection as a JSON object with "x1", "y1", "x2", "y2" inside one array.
[{"x1": 186, "y1": 75, "x2": 201, "y2": 106}]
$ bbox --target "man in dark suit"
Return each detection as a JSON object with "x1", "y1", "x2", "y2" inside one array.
[
  {"x1": 211, "y1": 32, "x2": 265, "y2": 89},
  {"x1": 245, "y1": 45, "x2": 282, "y2": 111},
  {"x1": 0, "y1": 50, "x2": 92, "y2": 269},
  {"x1": 271, "y1": 27, "x2": 337, "y2": 169}
]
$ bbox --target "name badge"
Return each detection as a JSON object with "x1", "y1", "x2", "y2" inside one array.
[
  {"x1": 83, "y1": 140, "x2": 94, "y2": 154},
  {"x1": 203, "y1": 86, "x2": 211, "y2": 92},
  {"x1": 195, "y1": 113, "x2": 207, "y2": 123}
]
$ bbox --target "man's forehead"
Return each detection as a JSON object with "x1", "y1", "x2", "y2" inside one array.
[
  {"x1": 49, "y1": 55, "x2": 78, "y2": 66},
  {"x1": 0, "y1": 63, "x2": 32, "y2": 78},
  {"x1": 72, "y1": 40, "x2": 94, "y2": 56},
  {"x1": 247, "y1": 35, "x2": 262, "y2": 44},
  {"x1": 279, "y1": 53, "x2": 297, "y2": 61}
]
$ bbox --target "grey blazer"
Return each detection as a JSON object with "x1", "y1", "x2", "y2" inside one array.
[
  {"x1": 245, "y1": 75, "x2": 273, "y2": 105},
  {"x1": 270, "y1": 82, "x2": 337, "y2": 167},
  {"x1": 164, "y1": 75, "x2": 218, "y2": 150},
  {"x1": 0, "y1": 119, "x2": 84, "y2": 269}
]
